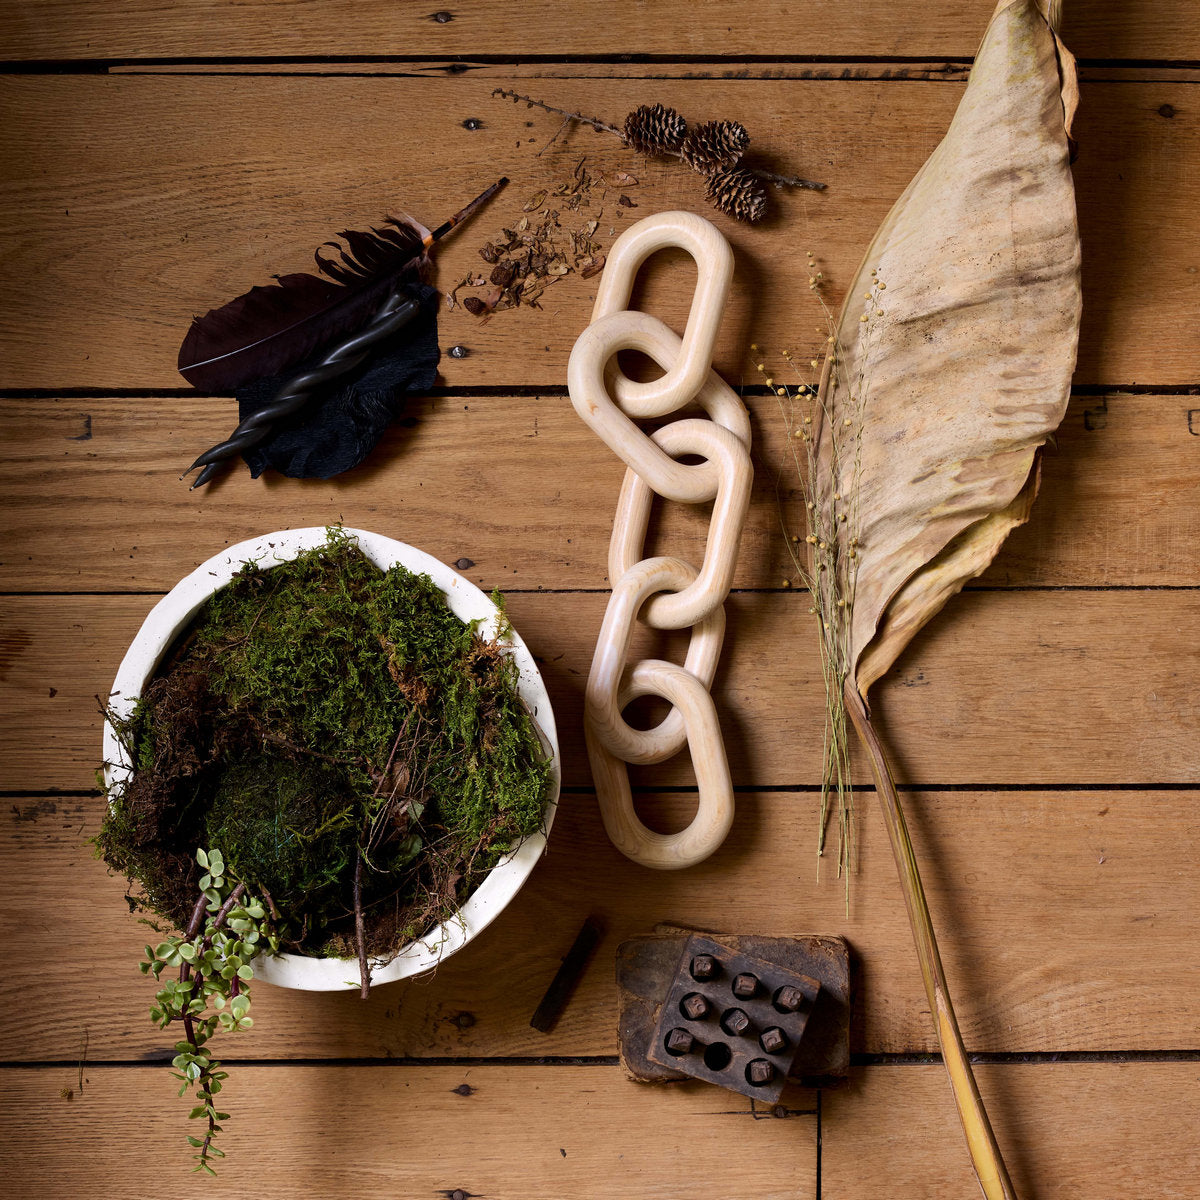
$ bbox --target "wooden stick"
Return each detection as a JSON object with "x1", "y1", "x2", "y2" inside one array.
[{"x1": 353, "y1": 851, "x2": 369, "y2": 1000}]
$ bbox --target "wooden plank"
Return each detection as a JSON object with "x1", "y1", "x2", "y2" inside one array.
[
  {"x1": 3, "y1": 787, "x2": 1196, "y2": 1061},
  {"x1": 0, "y1": 0, "x2": 1194, "y2": 62},
  {"x1": 0, "y1": 77, "x2": 1194, "y2": 389},
  {"x1": 0, "y1": 1064, "x2": 818, "y2": 1199},
  {"x1": 821, "y1": 1063, "x2": 1200, "y2": 1198},
  {"x1": 1, "y1": 391, "x2": 1196, "y2": 593},
  {"x1": 2, "y1": 589, "x2": 1197, "y2": 793}
]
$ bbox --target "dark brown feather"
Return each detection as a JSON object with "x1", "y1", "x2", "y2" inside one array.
[{"x1": 178, "y1": 216, "x2": 430, "y2": 391}]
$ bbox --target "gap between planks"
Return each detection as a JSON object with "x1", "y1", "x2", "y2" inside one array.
[{"x1": 95, "y1": 60, "x2": 1200, "y2": 83}]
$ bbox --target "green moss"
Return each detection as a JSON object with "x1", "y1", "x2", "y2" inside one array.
[
  {"x1": 204, "y1": 757, "x2": 357, "y2": 916},
  {"x1": 99, "y1": 529, "x2": 551, "y2": 959}
]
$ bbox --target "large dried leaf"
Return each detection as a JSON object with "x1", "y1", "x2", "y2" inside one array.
[{"x1": 817, "y1": 0, "x2": 1081, "y2": 697}]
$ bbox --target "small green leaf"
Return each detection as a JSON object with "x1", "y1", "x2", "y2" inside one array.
[
  {"x1": 236, "y1": 964, "x2": 254, "y2": 981},
  {"x1": 196, "y1": 848, "x2": 209, "y2": 869}
]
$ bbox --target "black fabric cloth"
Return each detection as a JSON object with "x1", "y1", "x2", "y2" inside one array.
[{"x1": 235, "y1": 282, "x2": 440, "y2": 480}]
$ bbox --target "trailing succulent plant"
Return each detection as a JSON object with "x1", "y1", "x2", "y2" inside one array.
[{"x1": 143, "y1": 848, "x2": 276, "y2": 1174}]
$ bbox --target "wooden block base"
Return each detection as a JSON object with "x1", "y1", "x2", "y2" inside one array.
[{"x1": 617, "y1": 929, "x2": 850, "y2": 1086}]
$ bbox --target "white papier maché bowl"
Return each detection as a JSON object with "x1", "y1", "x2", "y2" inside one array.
[{"x1": 101, "y1": 527, "x2": 560, "y2": 991}]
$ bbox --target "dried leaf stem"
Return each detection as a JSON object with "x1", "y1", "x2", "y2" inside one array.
[
  {"x1": 844, "y1": 682, "x2": 1017, "y2": 1200},
  {"x1": 492, "y1": 88, "x2": 826, "y2": 191}
]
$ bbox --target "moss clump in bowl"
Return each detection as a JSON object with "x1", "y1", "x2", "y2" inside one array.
[{"x1": 98, "y1": 528, "x2": 553, "y2": 974}]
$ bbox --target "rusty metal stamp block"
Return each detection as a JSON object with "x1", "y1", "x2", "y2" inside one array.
[
  {"x1": 644, "y1": 935, "x2": 823, "y2": 1103},
  {"x1": 617, "y1": 928, "x2": 850, "y2": 1091}
]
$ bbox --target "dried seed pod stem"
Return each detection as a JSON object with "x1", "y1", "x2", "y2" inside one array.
[{"x1": 491, "y1": 88, "x2": 826, "y2": 195}]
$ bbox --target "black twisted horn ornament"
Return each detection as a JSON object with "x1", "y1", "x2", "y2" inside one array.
[
  {"x1": 184, "y1": 292, "x2": 421, "y2": 489},
  {"x1": 182, "y1": 177, "x2": 507, "y2": 489}
]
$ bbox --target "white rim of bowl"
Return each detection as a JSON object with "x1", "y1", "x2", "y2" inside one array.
[{"x1": 101, "y1": 527, "x2": 560, "y2": 991}]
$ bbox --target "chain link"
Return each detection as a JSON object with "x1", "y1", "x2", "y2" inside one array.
[{"x1": 568, "y1": 211, "x2": 753, "y2": 870}]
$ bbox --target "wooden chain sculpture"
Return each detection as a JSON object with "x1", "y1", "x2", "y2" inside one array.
[{"x1": 568, "y1": 211, "x2": 753, "y2": 869}]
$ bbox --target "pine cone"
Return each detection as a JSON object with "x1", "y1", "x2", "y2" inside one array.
[
  {"x1": 681, "y1": 120, "x2": 750, "y2": 174},
  {"x1": 704, "y1": 168, "x2": 767, "y2": 223},
  {"x1": 623, "y1": 104, "x2": 687, "y2": 156}
]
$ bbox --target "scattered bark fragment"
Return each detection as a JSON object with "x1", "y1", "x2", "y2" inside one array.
[{"x1": 462, "y1": 158, "x2": 637, "y2": 319}]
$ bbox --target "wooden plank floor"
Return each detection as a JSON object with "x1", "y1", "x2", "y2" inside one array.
[{"x1": 1, "y1": 1, "x2": 1197, "y2": 1195}]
